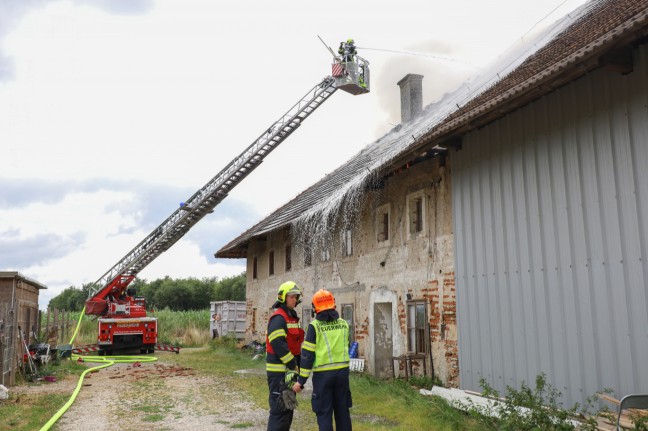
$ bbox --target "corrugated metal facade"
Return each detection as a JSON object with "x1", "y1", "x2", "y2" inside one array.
[{"x1": 453, "y1": 43, "x2": 648, "y2": 407}]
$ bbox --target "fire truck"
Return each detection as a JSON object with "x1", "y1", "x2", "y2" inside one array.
[{"x1": 83, "y1": 49, "x2": 370, "y2": 355}]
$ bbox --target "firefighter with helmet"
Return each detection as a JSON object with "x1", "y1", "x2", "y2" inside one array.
[
  {"x1": 338, "y1": 38, "x2": 357, "y2": 63},
  {"x1": 292, "y1": 289, "x2": 352, "y2": 431},
  {"x1": 265, "y1": 281, "x2": 305, "y2": 431}
]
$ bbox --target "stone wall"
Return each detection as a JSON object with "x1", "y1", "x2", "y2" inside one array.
[{"x1": 243, "y1": 154, "x2": 459, "y2": 386}]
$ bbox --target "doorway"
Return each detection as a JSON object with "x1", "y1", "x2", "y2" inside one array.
[{"x1": 373, "y1": 302, "x2": 393, "y2": 378}]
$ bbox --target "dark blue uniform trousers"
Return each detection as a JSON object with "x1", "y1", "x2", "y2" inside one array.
[
  {"x1": 311, "y1": 367, "x2": 352, "y2": 431},
  {"x1": 267, "y1": 372, "x2": 293, "y2": 431}
]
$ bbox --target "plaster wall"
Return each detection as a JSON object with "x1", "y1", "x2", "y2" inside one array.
[{"x1": 244, "y1": 155, "x2": 458, "y2": 385}]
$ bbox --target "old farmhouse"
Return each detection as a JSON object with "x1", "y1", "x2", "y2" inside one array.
[{"x1": 216, "y1": 0, "x2": 648, "y2": 407}]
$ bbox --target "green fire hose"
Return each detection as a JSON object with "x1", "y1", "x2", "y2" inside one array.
[{"x1": 39, "y1": 306, "x2": 158, "y2": 431}]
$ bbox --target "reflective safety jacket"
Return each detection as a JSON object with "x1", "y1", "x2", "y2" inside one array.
[
  {"x1": 265, "y1": 306, "x2": 305, "y2": 373},
  {"x1": 298, "y1": 316, "x2": 349, "y2": 383}
]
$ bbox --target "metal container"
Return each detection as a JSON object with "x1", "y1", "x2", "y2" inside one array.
[
  {"x1": 210, "y1": 301, "x2": 246, "y2": 339},
  {"x1": 57, "y1": 344, "x2": 73, "y2": 359}
]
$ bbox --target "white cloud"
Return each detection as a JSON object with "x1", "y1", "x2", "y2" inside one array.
[{"x1": 0, "y1": 0, "x2": 589, "y2": 308}]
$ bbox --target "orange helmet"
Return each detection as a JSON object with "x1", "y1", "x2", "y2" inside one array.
[{"x1": 312, "y1": 289, "x2": 336, "y2": 313}]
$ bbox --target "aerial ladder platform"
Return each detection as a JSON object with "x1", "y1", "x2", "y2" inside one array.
[{"x1": 82, "y1": 49, "x2": 370, "y2": 355}]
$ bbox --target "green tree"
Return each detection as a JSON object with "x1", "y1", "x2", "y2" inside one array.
[
  {"x1": 130, "y1": 278, "x2": 154, "y2": 308},
  {"x1": 189, "y1": 277, "x2": 217, "y2": 309},
  {"x1": 139, "y1": 277, "x2": 167, "y2": 310},
  {"x1": 213, "y1": 273, "x2": 245, "y2": 301},
  {"x1": 154, "y1": 278, "x2": 194, "y2": 311},
  {"x1": 48, "y1": 286, "x2": 86, "y2": 311},
  {"x1": 49, "y1": 274, "x2": 247, "y2": 312}
]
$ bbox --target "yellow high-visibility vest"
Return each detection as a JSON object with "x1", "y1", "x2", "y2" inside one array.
[{"x1": 311, "y1": 318, "x2": 350, "y2": 372}]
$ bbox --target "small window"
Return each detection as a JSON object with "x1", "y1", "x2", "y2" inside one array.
[
  {"x1": 285, "y1": 244, "x2": 292, "y2": 272},
  {"x1": 412, "y1": 198, "x2": 422, "y2": 233},
  {"x1": 269, "y1": 250, "x2": 275, "y2": 276},
  {"x1": 321, "y1": 246, "x2": 330, "y2": 262},
  {"x1": 341, "y1": 304, "x2": 355, "y2": 343},
  {"x1": 321, "y1": 238, "x2": 331, "y2": 262},
  {"x1": 382, "y1": 213, "x2": 389, "y2": 241},
  {"x1": 304, "y1": 245, "x2": 312, "y2": 267},
  {"x1": 252, "y1": 256, "x2": 258, "y2": 279},
  {"x1": 342, "y1": 228, "x2": 353, "y2": 257},
  {"x1": 377, "y1": 204, "x2": 390, "y2": 242},
  {"x1": 407, "y1": 301, "x2": 428, "y2": 354},
  {"x1": 252, "y1": 308, "x2": 257, "y2": 333},
  {"x1": 408, "y1": 193, "x2": 425, "y2": 236}
]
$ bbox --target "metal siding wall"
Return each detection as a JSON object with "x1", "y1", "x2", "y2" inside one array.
[
  {"x1": 629, "y1": 43, "x2": 648, "y2": 392},
  {"x1": 454, "y1": 43, "x2": 648, "y2": 406}
]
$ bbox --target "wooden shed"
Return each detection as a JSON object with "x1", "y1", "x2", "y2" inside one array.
[{"x1": 0, "y1": 271, "x2": 47, "y2": 386}]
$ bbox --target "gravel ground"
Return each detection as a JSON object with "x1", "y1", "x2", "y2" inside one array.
[{"x1": 14, "y1": 360, "x2": 270, "y2": 431}]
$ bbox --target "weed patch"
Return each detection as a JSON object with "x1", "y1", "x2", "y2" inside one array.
[
  {"x1": 142, "y1": 413, "x2": 165, "y2": 422},
  {"x1": 0, "y1": 393, "x2": 69, "y2": 431},
  {"x1": 231, "y1": 422, "x2": 255, "y2": 428},
  {"x1": 460, "y1": 373, "x2": 603, "y2": 431}
]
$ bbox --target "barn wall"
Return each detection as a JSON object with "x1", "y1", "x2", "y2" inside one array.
[{"x1": 453, "y1": 42, "x2": 648, "y2": 406}]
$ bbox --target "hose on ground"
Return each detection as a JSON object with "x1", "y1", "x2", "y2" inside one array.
[{"x1": 39, "y1": 306, "x2": 158, "y2": 431}]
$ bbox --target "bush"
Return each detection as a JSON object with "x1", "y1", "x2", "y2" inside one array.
[
  {"x1": 462, "y1": 373, "x2": 601, "y2": 431},
  {"x1": 408, "y1": 374, "x2": 444, "y2": 390}
]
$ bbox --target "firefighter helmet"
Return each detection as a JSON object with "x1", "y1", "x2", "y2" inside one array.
[
  {"x1": 276, "y1": 281, "x2": 302, "y2": 305},
  {"x1": 312, "y1": 289, "x2": 336, "y2": 313},
  {"x1": 347, "y1": 38, "x2": 354, "y2": 44}
]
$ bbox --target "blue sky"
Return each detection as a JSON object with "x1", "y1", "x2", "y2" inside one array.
[{"x1": 0, "y1": 0, "x2": 588, "y2": 308}]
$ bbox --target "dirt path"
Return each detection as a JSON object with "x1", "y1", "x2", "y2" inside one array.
[{"x1": 15, "y1": 360, "x2": 269, "y2": 431}]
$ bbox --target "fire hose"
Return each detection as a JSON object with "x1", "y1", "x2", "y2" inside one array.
[{"x1": 38, "y1": 306, "x2": 158, "y2": 431}]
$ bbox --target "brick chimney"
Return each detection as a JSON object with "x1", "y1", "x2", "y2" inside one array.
[{"x1": 397, "y1": 74, "x2": 424, "y2": 123}]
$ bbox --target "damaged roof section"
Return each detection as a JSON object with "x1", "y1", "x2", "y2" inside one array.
[{"x1": 216, "y1": 0, "x2": 648, "y2": 259}]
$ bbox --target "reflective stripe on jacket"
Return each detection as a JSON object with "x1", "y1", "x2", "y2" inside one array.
[
  {"x1": 266, "y1": 307, "x2": 305, "y2": 373},
  {"x1": 300, "y1": 318, "x2": 349, "y2": 380}
]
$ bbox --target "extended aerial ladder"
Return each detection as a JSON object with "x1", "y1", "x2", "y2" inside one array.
[{"x1": 83, "y1": 49, "x2": 370, "y2": 354}]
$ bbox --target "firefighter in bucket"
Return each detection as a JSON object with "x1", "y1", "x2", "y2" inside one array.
[{"x1": 333, "y1": 38, "x2": 368, "y2": 94}]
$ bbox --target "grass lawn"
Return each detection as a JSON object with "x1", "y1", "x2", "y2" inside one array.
[
  {"x1": 159, "y1": 340, "x2": 475, "y2": 431},
  {"x1": 1, "y1": 340, "x2": 476, "y2": 431}
]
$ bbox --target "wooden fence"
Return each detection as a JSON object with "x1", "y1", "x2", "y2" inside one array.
[
  {"x1": 0, "y1": 307, "x2": 75, "y2": 386},
  {"x1": 41, "y1": 308, "x2": 76, "y2": 346}
]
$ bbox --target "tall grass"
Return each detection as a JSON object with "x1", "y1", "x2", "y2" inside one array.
[
  {"x1": 49, "y1": 309, "x2": 212, "y2": 347},
  {"x1": 151, "y1": 308, "x2": 211, "y2": 346},
  {"x1": 57, "y1": 311, "x2": 96, "y2": 346}
]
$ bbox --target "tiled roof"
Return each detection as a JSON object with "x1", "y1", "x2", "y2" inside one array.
[{"x1": 216, "y1": 0, "x2": 648, "y2": 258}]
